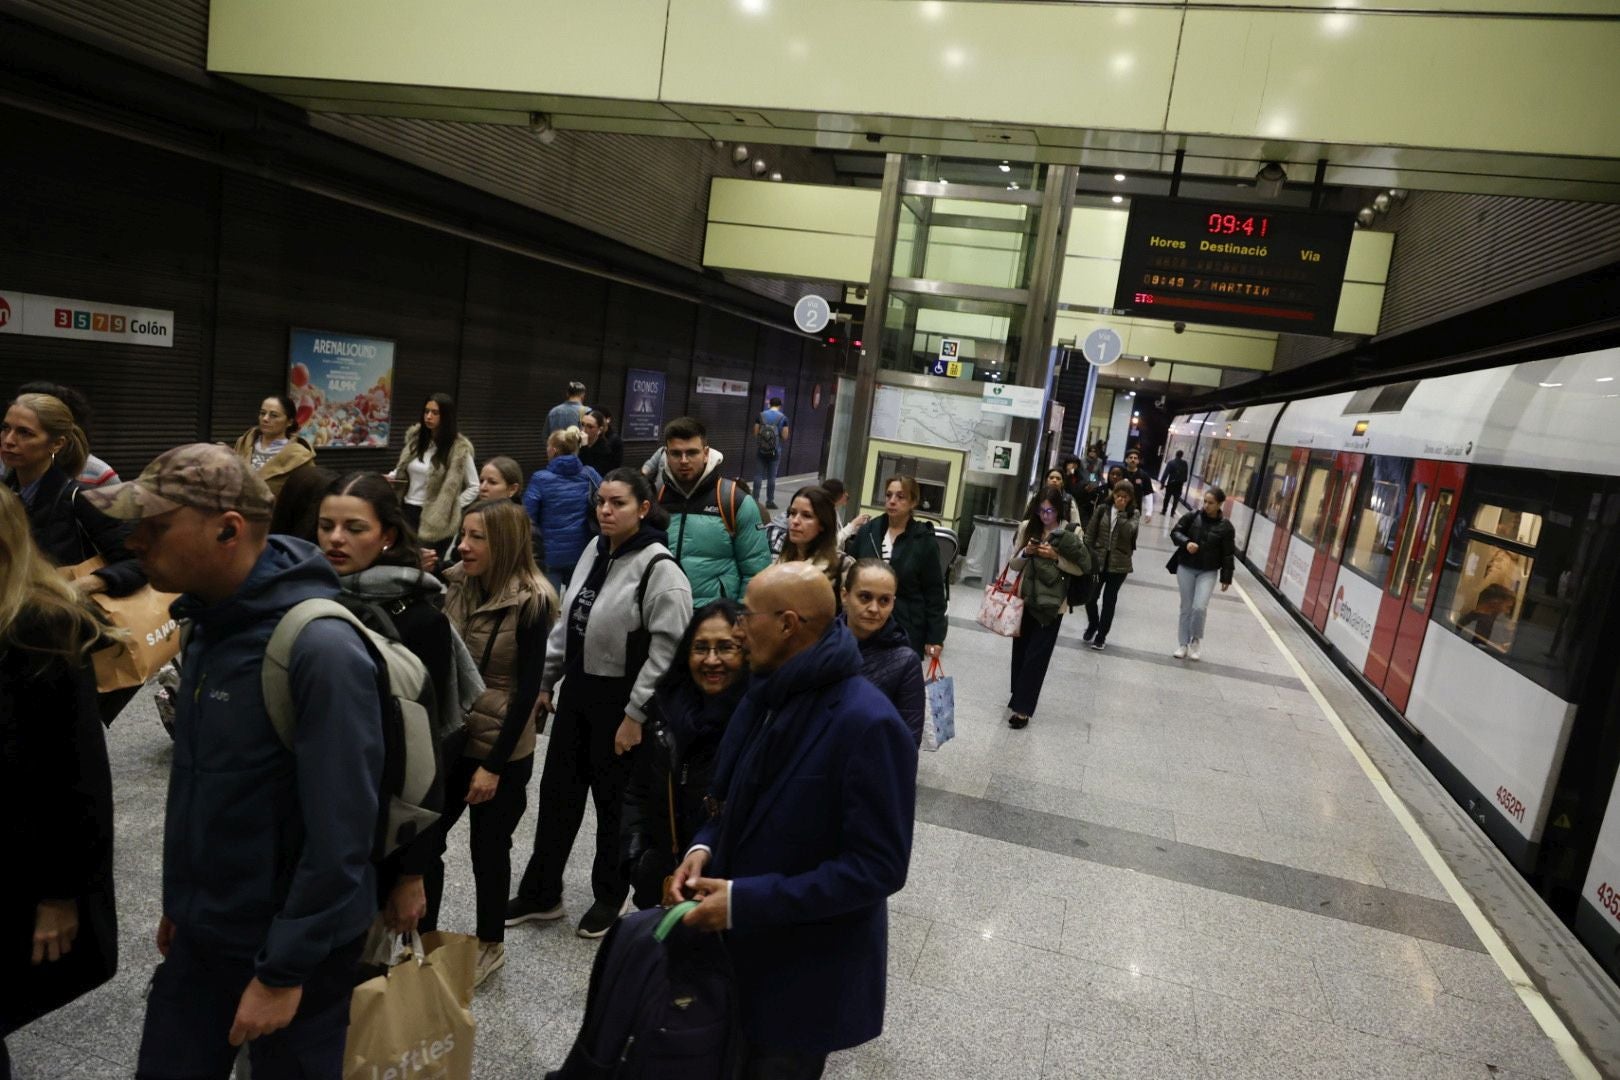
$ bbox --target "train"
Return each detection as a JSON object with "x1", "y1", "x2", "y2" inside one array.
[{"x1": 1168, "y1": 346, "x2": 1620, "y2": 979}]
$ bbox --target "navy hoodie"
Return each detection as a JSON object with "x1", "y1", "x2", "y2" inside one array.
[{"x1": 166, "y1": 537, "x2": 383, "y2": 986}]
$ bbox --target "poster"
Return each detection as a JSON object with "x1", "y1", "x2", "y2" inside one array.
[
  {"x1": 288, "y1": 328, "x2": 395, "y2": 449},
  {"x1": 0, "y1": 288, "x2": 174, "y2": 348},
  {"x1": 623, "y1": 368, "x2": 667, "y2": 441},
  {"x1": 765, "y1": 384, "x2": 786, "y2": 408}
]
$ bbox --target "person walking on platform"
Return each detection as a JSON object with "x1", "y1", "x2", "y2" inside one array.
[
  {"x1": 1083, "y1": 481, "x2": 1139, "y2": 651},
  {"x1": 1044, "y1": 467, "x2": 1084, "y2": 525},
  {"x1": 579, "y1": 408, "x2": 623, "y2": 475},
  {"x1": 1170, "y1": 487, "x2": 1236, "y2": 661},
  {"x1": 671, "y1": 563, "x2": 917, "y2": 1079},
  {"x1": 1161, "y1": 450, "x2": 1190, "y2": 517},
  {"x1": 523, "y1": 427, "x2": 603, "y2": 594},
  {"x1": 1121, "y1": 447, "x2": 1156, "y2": 519},
  {"x1": 232, "y1": 394, "x2": 315, "y2": 499},
  {"x1": 83, "y1": 444, "x2": 384, "y2": 1078},
  {"x1": 546, "y1": 381, "x2": 589, "y2": 436},
  {"x1": 388, "y1": 393, "x2": 478, "y2": 567},
  {"x1": 655, "y1": 417, "x2": 771, "y2": 606},
  {"x1": 776, "y1": 485, "x2": 854, "y2": 597},
  {"x1": 753, "y1": 396, "x2": 790, "y2": 509},
  {"x1": 841, "y1": 558, "x2": 926, "y2": 749},
  {"x1": 1005, "y1": 486, "x2": 1092, "y2": 729},
  {"x1": 429, "y1": 499, "x2": 555, "y2": 989},
  {"x1": 619, "y1": 600, "x2": 748, "y2": 911},
  {"x1": 1, "y1": 486, "x2": 119, "y2": 1075},
  {"x1": 510, "y1": 467, "x2": 692, "y2": 939},
  {"x1": 845, "y1": 475, "x2": 947, "y2": 660}
]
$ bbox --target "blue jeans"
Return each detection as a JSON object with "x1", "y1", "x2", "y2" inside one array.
[
  {"x1": 755, "y1": 454, "x2": 780, "y2": 504},
  {"x1": 1176, "y1": 565, "x2": 1219, "y2": 646}
]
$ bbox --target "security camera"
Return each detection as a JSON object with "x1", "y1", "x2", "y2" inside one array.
[
  {"x1": 1155, "y1": 395, "x2": 1167, "y2": 409},
  {"x1": 1173, "y1": 321, "x2": 1187, "y2": 334},
  {"x1": 528, "y1": 112, "x2": 558, "y2": 146},
  {"x1": 865, "y1": 132, "x2": 883, "y2": 144}
]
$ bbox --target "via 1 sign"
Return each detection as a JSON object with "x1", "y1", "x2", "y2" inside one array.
[
  {"x1": 0, "y1": 289, "x2": 174, "y2": 347},
  {"x1": 1111, "y1": 196, "x2": 1354, "y2": 335}
]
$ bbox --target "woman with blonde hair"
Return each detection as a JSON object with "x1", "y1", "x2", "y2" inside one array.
[
  {"x1": 522, "y1": 425, "x2": 603, "y2": 593},
  {"x1": 424, "y1": 498, "x2": 556, "y2": 989},
  {"x1": 0, "y1": 485, "x2": 120, "y2": 1063}
]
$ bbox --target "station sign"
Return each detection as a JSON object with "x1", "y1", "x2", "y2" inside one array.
[
  {"x1": 1111, "y1": 197, "x2": 1354, "y2": 335},
  {"x1": 0, "y1": 289, "x2": 174, "y2": 348},
  {"x1": 981, "y1": 382, "x2": 1044, "y2": 419}
]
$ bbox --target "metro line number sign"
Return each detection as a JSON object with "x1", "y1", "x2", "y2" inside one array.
[{"x1": 1112, "y1": 196, "x2": 1355, "y2": 335}]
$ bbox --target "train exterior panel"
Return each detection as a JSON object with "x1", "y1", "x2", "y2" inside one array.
[{"x1": 1323, "y1": 565, "x2": 1381, "y2": 671}]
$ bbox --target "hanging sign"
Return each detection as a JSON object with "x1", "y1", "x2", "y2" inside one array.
[
  {"x1": 288, "y1": 329, "x2": 395, "y2": 449},
  {"x1": 793, "y1": 295, "x2": 832, "y2": 334},
  {"x1": 696, "y1": 376, "x2": 750, "y2": 397},
  {"x1": 1082, "y1": 327, "x2": 1123, "y2": 367},
  {"x1": 981, "y1": 382, "x2": 1044, "y2": 419},
  {"x1": 623, "y1": 368, "x2": 667, "y2": 440},
  {"x1": 0, "y1": 289, "x2": 173, "y2": 348}
]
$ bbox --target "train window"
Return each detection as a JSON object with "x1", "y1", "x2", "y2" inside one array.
[
  {"x1": 1433, "y1": 469, "x2": 1620, "y2": 699},
  {"x1": 1263, "y1": 457, "x2": 1301, "y2": 523},
  {"x1": 1390, "y1": 483, "x2": 1429, "y2": 597},
  {"x1": 1295, "y1": 463, "x2": 1333, "y2": 543},
  {"x1": 1345, "y1": 458, "x2": 1412, "y2": 587},
  {"x1": 1411, "y1": 490, "x2": 1453, "y2": 614},
  {"x1": 1327, "y1": 470, "x2": 1361, "y2": 559}
]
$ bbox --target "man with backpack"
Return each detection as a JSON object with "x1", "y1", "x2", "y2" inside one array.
[
  {"x1": 656, "y1": 416, "x2": 771, "y2": 606},
  {"x1": 84, "y1": 445, "x2": 388, "y2": 1078},
  {"x1": 752, "y1": 396, "x2": 790, "y2": 510},
  {"x1": 546, "y1": 380, "x2": 589, "y2": 436}
]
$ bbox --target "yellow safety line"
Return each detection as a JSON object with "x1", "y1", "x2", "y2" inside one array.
[{"x1": 1231, "y1": 580, "x2": 1600, "y2": 1080}]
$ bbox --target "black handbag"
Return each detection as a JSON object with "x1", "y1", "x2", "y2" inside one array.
[{"x1": 1066, "y1": 571, "x2": 1097, "y2": 608}]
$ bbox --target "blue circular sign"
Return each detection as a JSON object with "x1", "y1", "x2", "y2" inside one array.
[{"x1": 1083, "y1": 327, "x2": 1123, "y2": 367}]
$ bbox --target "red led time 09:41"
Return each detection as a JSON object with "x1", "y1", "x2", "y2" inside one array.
[{"x1": 1207, "y1": 213, "x2": 1269, "y2": 238}]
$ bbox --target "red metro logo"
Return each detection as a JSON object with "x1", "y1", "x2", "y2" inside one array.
[{"x1": 0, "y1": 296, "x2": 11, "y2": 328}]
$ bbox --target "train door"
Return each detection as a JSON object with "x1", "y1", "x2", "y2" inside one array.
[
  {"x1": 1366, "y1": 465, "x2": 1430, "y2": 689},
  {"x1": 1265, "y1": 447, "x2": 1309, "y2": 583},
  {"x1": 1304, "y1": 453, "x2": 1365, "y2": 629},
  {"x1": 1384, "y1": 463, "x2": 1468, "y2": 712}
]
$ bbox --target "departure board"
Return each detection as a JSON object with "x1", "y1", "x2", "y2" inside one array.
[{"x1": 1112, "y1": 197, "x2": 1355, "y2": 335}]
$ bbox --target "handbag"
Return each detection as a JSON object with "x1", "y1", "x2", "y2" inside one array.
[
  {"x1": 976, "y1": 563, "x2": 1024, "y2": 638},
  {"x1": 64, "y1": 556, "x2": 181, "y2": 692},
  {"x1": 922, "y1": 658, "x2": 955, "y2": 752}
]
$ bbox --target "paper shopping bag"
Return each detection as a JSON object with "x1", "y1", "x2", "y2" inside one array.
[
  {"x1": 344, "y1": 931, "x2": 478, "y2": 1080},
  {"x1": 65, "y1": 557, "x2": 181, "y2": 692},
  {"x1": 975, "y1": 564, "x2": 1024, "y2": 638},
  {"x1": 922, "y1": 658, "x2": 956, "y2": 752}
]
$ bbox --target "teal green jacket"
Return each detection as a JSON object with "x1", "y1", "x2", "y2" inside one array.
[
  {"x1": 657, "y1": 451, "x2": 771, "y2": 606},
  {"x1": 845, "y1": 516, "x2": 948, "y2": 654}
]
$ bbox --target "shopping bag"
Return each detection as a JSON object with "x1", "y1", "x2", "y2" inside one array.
[
  {"x1": 344, "y1": 930, "x2": 478, "y2": 1080},
  {"x1": 64, "y1": 557, "x2": 181, "y2": 692},
  {"x1": 976, "y1": 564, "x2": 1024, "y2": 638},
  {"x1": 922, "y1": 658, "x2": 955, "y2": 752}
]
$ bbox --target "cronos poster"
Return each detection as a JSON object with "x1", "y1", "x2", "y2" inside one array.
[{"x1": 288, "y1": 329, "x2": 394, "y2": 449}]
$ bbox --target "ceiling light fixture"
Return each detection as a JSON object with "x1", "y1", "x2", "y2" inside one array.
[
  {"x1": 999, "y1": 162, "x2": 1011, "y2": 173},
  {"x1": 1111, "y1": 195, "x2": 1124, "y2": 204},
  {"x1": 1114, "y1": 172, "x2": 1126, "y2": 182},
  {"x1": 1539, "y1": 381, "x2": 1563, "y2": 388}
]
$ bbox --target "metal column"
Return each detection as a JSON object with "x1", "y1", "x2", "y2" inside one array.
[{"x1": 840, "y1": 154, "x2": 905, "y2": 504}]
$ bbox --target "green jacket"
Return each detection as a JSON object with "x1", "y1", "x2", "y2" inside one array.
[
  {"x1": 845, "y1": 515, "x2": 948, "y2": 654},
  {"x1": 657, "y1": 450, "x2": 771, "y2": 606},
  {"x1": 1009, "y1": 522, "x2": 1092, "y2": 625},
  {"x1": 1085, "y1": 503, "x2": 1139, "y2": 576}
]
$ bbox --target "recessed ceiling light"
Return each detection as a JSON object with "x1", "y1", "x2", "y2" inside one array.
[
  {"x1": 939, "y1": 178, "x2": 949, "y2": 185},
  {"x1": 1597, "y1": 376, "x2": 1615, "y2": 383},
  {"x1": 1111, "y1": 195, "x2": 1124, "y2": 204},
  {"x1": 999, "y1": 162, "x2": 1011, "y2": 172},
  {"x1": 1009, "y1": 182, "x2": 1019, "y2": 190},
  {"x1": 1539, "y1": 381, "x2": 1563, "y2": 388},
  {"x1": 1114, "y1": 173, "x2": 1126, "y2": 182}
]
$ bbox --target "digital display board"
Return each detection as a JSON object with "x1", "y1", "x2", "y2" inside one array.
[{"x1": 1112, "y1": 197, "x2": 1355, "y2": 335}]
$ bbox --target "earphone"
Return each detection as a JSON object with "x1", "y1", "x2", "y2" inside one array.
[{"x1": 217, "y1": 524, "x2": 237, "y2": 542}]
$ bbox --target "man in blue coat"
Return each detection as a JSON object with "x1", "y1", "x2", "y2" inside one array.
[{"x1": 673, "y1": 562, "x2": 917, "y2": 1078}]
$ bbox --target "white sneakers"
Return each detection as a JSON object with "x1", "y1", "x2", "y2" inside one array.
[
  {"x1": 1189, "y1": 640, "x2": 1202, "y2": 661},
  {"x1": 1172, "y1": 645, "x2": 1188, "y2": 659},
  {"x1": 473, "y1": 941, "x2": 505, "y2": 990},
  {"x1": 1172, "y1": 641, "x2": 1203, "y2": 660}
]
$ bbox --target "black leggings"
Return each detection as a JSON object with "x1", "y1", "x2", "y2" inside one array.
[
  {"x1": 421, "y1": 752, "x2": 534, "y2": 943},
  {"x1": 1085, "y1": 572, "x2": 1128, "y2": 640}
]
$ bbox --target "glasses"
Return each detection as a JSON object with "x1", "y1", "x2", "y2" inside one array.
[
  {"x1": 734, "y1": 608, "x2": 786, "y2": 625},
  {"x1": 1039, "y1": 506, "x2": 1058, "y2": 516},
  {"x1": 691, "y1": 641, "x2": 743, "y2": 659},
  {"x1": 667, "y1": 448, "x2": 705, "y2": 461}
]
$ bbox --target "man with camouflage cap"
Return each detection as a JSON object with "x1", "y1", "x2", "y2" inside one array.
[{"x1": 84, "y1": 444, "x2": 386, "y2": 1078}]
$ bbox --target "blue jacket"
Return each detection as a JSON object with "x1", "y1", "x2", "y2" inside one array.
[
  {"x1": 523, "y1": 454, "x2": 601, "y2": 574},
  {"x1": 696, "y1": 621, "x2": 917, "y2": 1053},
  {"x1": 166, "y1": 537, "x2": 383, "y2": 986},
  {"x1": 848, "y1": 613, "x2": 926, "y2": 749}
]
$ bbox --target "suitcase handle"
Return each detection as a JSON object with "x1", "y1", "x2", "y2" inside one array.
[{"x1": 654, "y1": 900, "x2": 701, "y2": 942}]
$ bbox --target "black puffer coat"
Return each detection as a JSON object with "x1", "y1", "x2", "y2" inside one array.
[
  {"x1": 1171, "y1": 509, "x2": 1237, "y2": 585},
  {"x1": 848, "y1": 614, "x2": 926, "y2": 749},
  {"x1": 6, "y1": 466, "x2": 146, "y2": 597}
]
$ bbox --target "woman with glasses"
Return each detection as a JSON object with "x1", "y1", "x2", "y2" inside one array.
[
  {"x1": 844, "y1": 475, "x2": 947, "y2": 660},
  {"x1": 619, "y1": 600, "x2": 747, "y2": 910},
  {"x1": 840, "y1": 559, "x2": 925, "y2": 749},
  {"x1": 1005, "y1": 485, "x2": 1092, "y2": 729}
]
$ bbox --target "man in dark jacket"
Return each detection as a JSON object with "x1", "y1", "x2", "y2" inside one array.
[
  {"x1": 1161, "y1": 450, "x2": 1190, "y2": 516},
  {"x1": 672, "y1": 563, "x2": 917, "y2": 1078},
  {"x1": 84, "y1": 445, "x2": 384, "y2": 1079},
  {"x1": 1122, "y1": 448, "x2": 1156, "y2": 519}
]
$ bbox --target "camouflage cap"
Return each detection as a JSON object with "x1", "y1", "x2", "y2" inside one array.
[{"x1": 81, "y1": 443, "x2": 274, "y2": 521}]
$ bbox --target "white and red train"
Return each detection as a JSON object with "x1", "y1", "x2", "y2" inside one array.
[{"x1": 1170, "y1": 346, "x2": 1620, "y2": 976}]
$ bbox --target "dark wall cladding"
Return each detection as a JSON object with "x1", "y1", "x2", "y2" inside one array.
[{"x1": 0, "y1": 106, "x2": 834, "y2": 488}]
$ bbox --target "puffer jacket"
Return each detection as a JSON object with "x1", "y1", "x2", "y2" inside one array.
[
  {"x1": 232, "y1": 430, "x2": 316, "y2": 498},
  {"x1": 657, "y1": 449, "x2": 771, "y2": 606},
  {"x1": 1009, "y1": 522, "x2": 1092, "y2": 625},
  {"x1": 844, "y1": 515, "x2": 948, "y2": 654},
  {"x1": 1085, "y1": 502, "x2": 1139, "y2": 575},
  {"x1": 522, "y1": 454, "x2": 601, "y2": 576},
  {"x1": 847, "y1": 613, "x2": 926, "y2": 748},
  {"x1": 6, "y1": 465, "x2": 146, "y2": 597},
  {"x1": 390, "y1": 426, "x2": 477, "y2": 543},
  {"x1": 442, "y1": 564, "x2": 549, "y2": 768},
  {"x1": 1172, "y1": 510, "x2": 1237, "y2": 585}
]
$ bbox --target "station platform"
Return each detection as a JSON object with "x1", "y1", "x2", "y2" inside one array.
[{"x1": 10, "y1": 516, "x2": 1619, "y2": 1079}]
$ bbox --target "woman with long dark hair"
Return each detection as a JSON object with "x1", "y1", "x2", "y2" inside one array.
[
  {"x1": 619, "y1": 599, "x2": 747, "y2": 910},
  {"x1": 1170, "y1": 487, "x2": 1236, "y2": 662},
  {"x1": 776, "y1": 485, "x2": 853, "y2": 595},
  {"x1": 1083, "y1": 480, "x2": 1140, "y2": 652},
  {"x1": 0, "y1": 486, "x2": 119, "y2": 1067},
  {"x1": 1004, "y1": 485, "x2": 1091, "y2": 729},
  {"x1": 844, "y1": 475, "x2": 947, "y2": 659},
  {"x1": 387, "y1": 393, "x2": 477, "y2": 565},
  {"x1": 232, "y1": 393, "x2": 315, "y2": 498},
  {"x1": 511, "y1": 467, "x2": 692, "y2": 940},
  {"x1": 578, "y1": 408, "x2": 623, "y2": 475}
]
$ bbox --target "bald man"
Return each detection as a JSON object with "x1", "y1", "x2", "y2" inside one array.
[{"x1": 671, "y1": 564, "x2": 917, "y2": 1078}]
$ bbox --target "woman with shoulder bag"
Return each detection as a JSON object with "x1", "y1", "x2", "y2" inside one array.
[
  {"x1": 1170, "y1": 487, "x2": 1237, "y2": 662},
  {"x1": 1005, "y1": 485, "x2": 1092, "y2": 730},
  {"x1": 511, "y1": 467, "x2": 693, "y2": 941},
  {"x1": 1083, "y1": 481, "x2": 1140, "y2": 652},
  {"x1": 386, "y1": 393, "x2": 478, "y2": 568},
  {"x1": 844, "y1": 475, "x2": 946, "y2": 659}
]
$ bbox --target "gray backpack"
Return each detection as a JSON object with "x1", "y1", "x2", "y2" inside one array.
[{"x1": 262, "y1": 598, "x2": 443, "y2": 859}]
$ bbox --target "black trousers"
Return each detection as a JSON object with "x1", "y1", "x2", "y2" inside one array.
[
  {"x1": 518, "y1": 675, "x2": 634, "y2": 910},
  {"x1": 421, "y1": 752, "x2": 534, "y2": 943},
  {"x1": 1008, "y1": 610, "x2": 1063, "y2": 718},
  {"x1": 1085, "y1": 572, "x2": 1128, "y2": 641},
  {"x1": 1164, "y1": 482, "x2": 1184, "y2": 514},
  {"x1": 135, "y1": 929, "x2": 363, "y2": 1079}
]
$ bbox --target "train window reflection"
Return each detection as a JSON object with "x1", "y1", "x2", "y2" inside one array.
[
  {"x1": 1448, "y1": 539, "x2": 1531, "y2": 654},
  {"x1": 1296, "y1": 464, "x2": 1332, "y2": 543},
  {"x1": 1411, "y1": 490, "x2": 1453, "y2": 613},
  {"x1": 1327, "y1": 470, "x2": 1360, "y2": 559},
  {"x1": 1472, "y1": 504, "x2": 1542, "y2": 547},
  {"x1": 1389, "y1": 483, "x2": 1428, "y2": 597},
  {"x1": 1347, "y1": 458, "x2": 1411, "y2": 588},
  {"x1": 1263, "y1": 457, "x2": 1301, "y2": 523}
]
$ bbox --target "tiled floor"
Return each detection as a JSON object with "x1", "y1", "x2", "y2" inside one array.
[{"x1": 9, "y1": 515, "x2": 1615, "y2": 1077}]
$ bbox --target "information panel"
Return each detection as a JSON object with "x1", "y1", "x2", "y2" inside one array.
[{"x1": 1112, "y1": 197, "x2": 1355, "y2": 335}]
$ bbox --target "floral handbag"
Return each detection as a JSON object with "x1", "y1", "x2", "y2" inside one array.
[{"x1": 976, "y1": 563, "x2": 1025, "y2": 638}]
